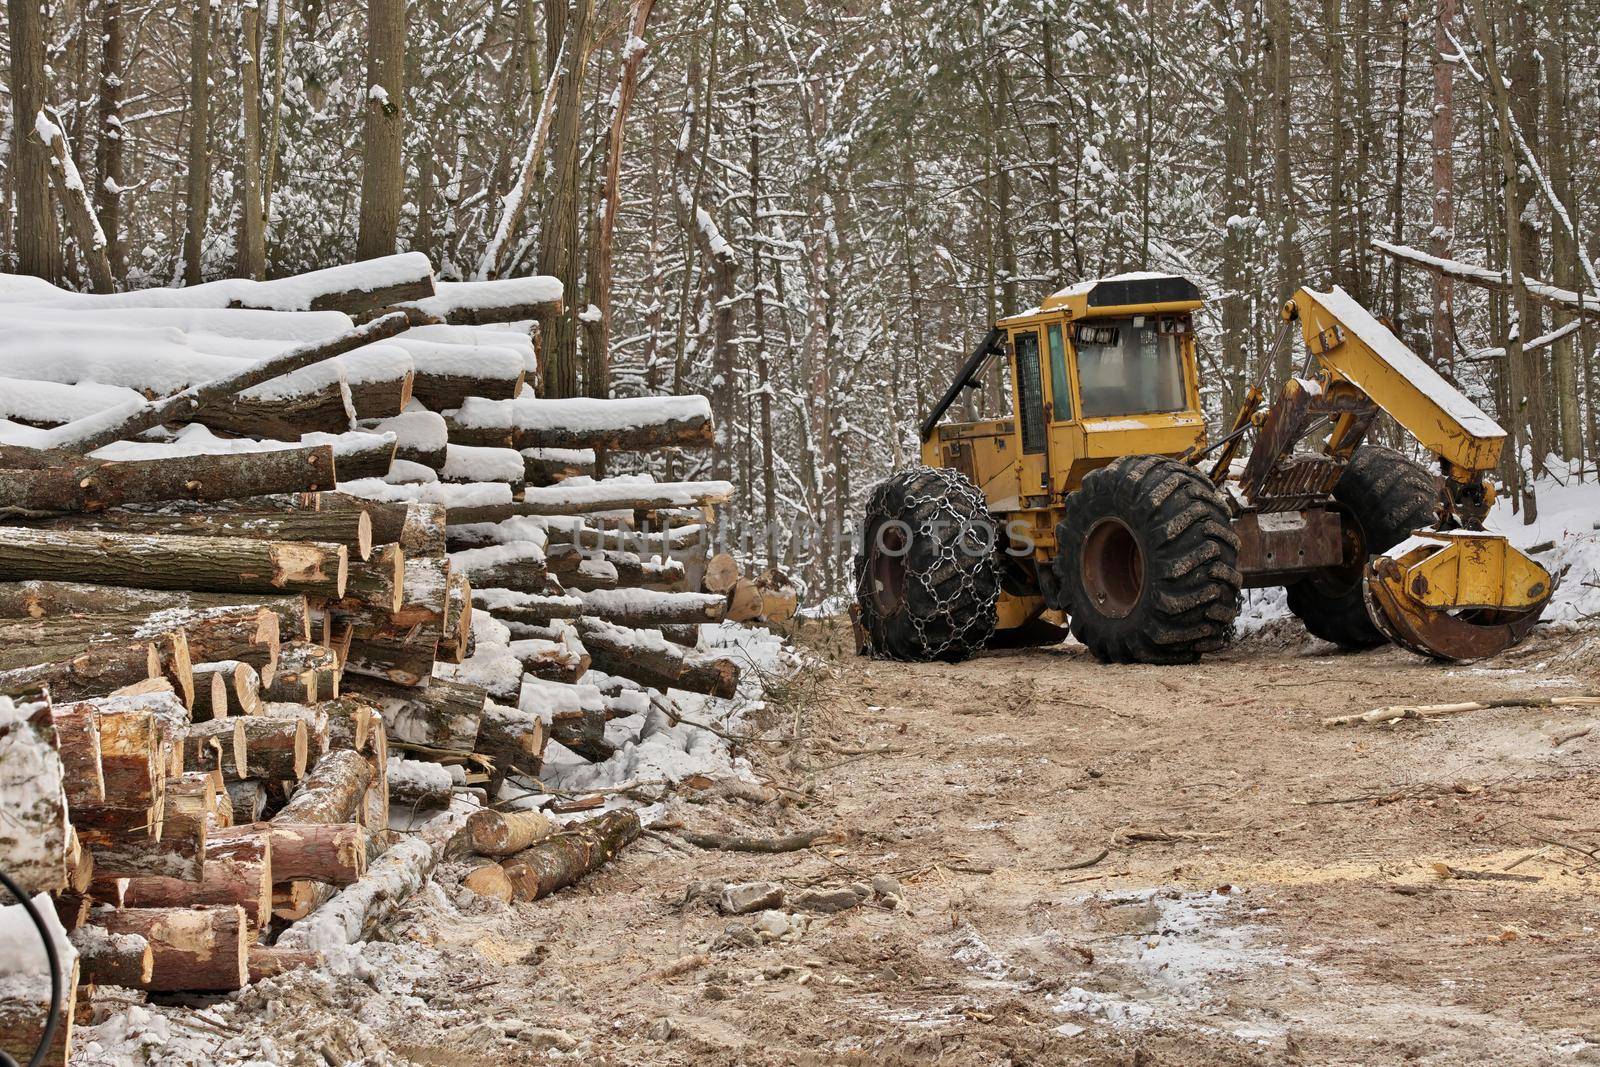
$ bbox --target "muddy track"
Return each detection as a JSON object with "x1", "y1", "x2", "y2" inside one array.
[{"x1": 84, "y1": 622, "x2": 1600, "y2": 1066}]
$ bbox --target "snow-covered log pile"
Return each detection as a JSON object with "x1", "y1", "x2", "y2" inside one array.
[{"x1": 0, "y1": 255, "x2": 787, "y2": 1063}]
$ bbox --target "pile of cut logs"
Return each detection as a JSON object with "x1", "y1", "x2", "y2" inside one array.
[{"x1": 0, "y1": 255, "x2": 791, "y2": 1065}]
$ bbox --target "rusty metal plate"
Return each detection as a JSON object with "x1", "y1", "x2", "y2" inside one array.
[{"x1": 1235, "y1": 508, "x2": 1344, "y2": 586}]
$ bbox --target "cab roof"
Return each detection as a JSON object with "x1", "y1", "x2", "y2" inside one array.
[{"x1": 998, "y1": 272, "x2": 1205, "y2": 327}]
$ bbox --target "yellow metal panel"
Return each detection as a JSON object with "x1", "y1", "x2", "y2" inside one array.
[
  {"x1": 1293, "y1": 286, "x2": 1505, "y2": 474},
  {"x1": 995, "y1": 592, "x2": 1045, "y2": 630},
  {"x1": 1400, "y1": 531, "x2": 1551, "y2": 610}
]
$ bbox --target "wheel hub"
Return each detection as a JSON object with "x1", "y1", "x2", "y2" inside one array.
[
  {"x1": 868, "y1": 523, "x2": 909, "y2": 616},
  {"x1": 1081, "y1": 517, "x2": 1144, "y2": 619}
]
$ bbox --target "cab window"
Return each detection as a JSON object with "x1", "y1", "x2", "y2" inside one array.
[
  {"x1": 1012, "y1": 331, "x2": 1046, "y2": 454},
  {"x1": 1074, "y1": 315, "x2": 1187, "y2": 418},
  {"x1": 1047, "y1": 324, "x2": 1072, "y2": 421}
]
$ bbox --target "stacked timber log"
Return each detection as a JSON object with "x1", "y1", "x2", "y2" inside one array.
[{"x1": 0, "y1": 255, "x2": 774, "y2": 1064}]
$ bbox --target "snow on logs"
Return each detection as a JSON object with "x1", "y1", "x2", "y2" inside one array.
[{"x1": 0, "y1": 253, "x2": 777, "y2": 1028}]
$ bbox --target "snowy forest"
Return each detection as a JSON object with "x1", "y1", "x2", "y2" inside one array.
[{"x1": 2, "y1": 0, "x2": 1597, "y2": 599}]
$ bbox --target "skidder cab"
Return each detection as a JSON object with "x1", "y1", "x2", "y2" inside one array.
[{"x1": 855, "y1": 272, "x2": 1551, "y2": 664}]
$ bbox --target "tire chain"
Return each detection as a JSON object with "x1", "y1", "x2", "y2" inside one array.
[{"x1": 855, "y1": 466, "x2": 1000, "y2": 660}]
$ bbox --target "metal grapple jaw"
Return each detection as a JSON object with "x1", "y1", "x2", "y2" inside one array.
[{"x1": 1363, "y1": 531, "x2": 1553, "y2": 661}]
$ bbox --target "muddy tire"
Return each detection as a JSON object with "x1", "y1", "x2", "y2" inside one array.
[
  {"x1": 1052, "y1": 455, "x2": 1241, "y2": 664},
  {"x1": 854, "y1": 466, "x2": 1000, "y2": 663},
  {"x1": 1286, "y1": 445, "x2": 1436, "y2": 648}
]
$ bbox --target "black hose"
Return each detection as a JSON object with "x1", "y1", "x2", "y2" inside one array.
[{"x1": 0, "y1": 867, "x2": 61, "y2": 1067}]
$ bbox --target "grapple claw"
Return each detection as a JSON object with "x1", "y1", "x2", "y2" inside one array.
[{"x1": 1362, "y1": 531, "x2": 1552, "y2": 661}]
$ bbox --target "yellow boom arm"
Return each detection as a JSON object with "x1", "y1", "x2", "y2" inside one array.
[{"x1": 1285, "y1": 286, "x2": 1550, "y2": 660}]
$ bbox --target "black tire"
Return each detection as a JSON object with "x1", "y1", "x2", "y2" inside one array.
[
  {"x1": 1052, "y1": 455, "x2": 1242, "y2": 664},
  {"x1": 854, "y1": 466, "x2": 1000, "y2": 662},
  {"x1": 1286, "y1": 445, "x2": 1436, "y2": 648}
]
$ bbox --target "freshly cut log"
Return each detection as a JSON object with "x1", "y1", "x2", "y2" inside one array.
[
  {"x1": 80, "y1": 802, "x2": 204, "y2": 881},
  {"x1": 0, "y1": 697, "x2": 70, "y2": 894},
  {"x1": 260, "y1": 642, "x2": 340, "y2": 704},
  {"x1": 273, "y1": 749, "x2": 374, "y2": 824},
  {"x1": 190, "y1": 661, "x2": 262, "y2": 719},
  {"x1": 501, "y1": 809, "x2": 640, "y2": 902},
  {"x1": 121, "y1": 826, "x2": 272, "y2": 929},
  {"x1": 320, "y1": 495, "x2": 447, "y2": 557},
  {"x1": 336, "y1": 543, "x2": 406, "y2": 618},
  {"x1": 247, "y1": 945, "x2": 323, "y2": 983},
  {"x1": 237, "y1": 715, "x2": 308, "y2": 780},
  {"x1": 462, "y1": 807, "x2": 555, "y2": 857},
  {"x1": 71, "y1": 926, "x2": 154, "y2": 987},
  {"x1": 321, "y1": 697, "x2": 377, "y2": 755},
  {"x1": 703, "y1": 552, "x2": 739, "y2": 595},
  {"x1": 460, "y1": 860, "x2": 514, "y2": 901},
  {"x1": 184, "y1": 719, "x2": 247, "y2": 779},
  {"x1": 277, "y1": 799, "x2": 477, "y2": 950},
  {"x1": 0, "y1": 527, "x2": 348, "y2": 599},
  {"x1": 448, "y1": 480, "x2": 733, "y2": 524},
  {"x1": 48, "y1": 701, "x2": 104, "y2": 805},
  {"x1": 446, "y1": 395, "x2": 712, "y2": 452},
  {"x1": 93, "y1": 904, "x2": 250, "y2": 992},
  {"x1": 439, "y1": 573, "x2": 473, "y2": 663},
  {"x1": 163, "y1": 770, "x2": 224, "y2": 826},
  {"x1": 243, "y1": 822, "x2": 366, "y2": 884},
  {"x1": 58, "y1": 508, "x2": 375, "y2": 562},
  {"x1": 450, "y1": 542, "x2": 545, "y2": 593},
  {"x1": 0, "y1": 443, "x2": 336, "y2": 517},
  {"x1": 266, "y1": 702, "x2": 331, "y2": 764},
  {"x1": 93, "y1": 704, "x2": 171, "y2": 804},
  {"x1": 345, "y1": 631, "x2": 439, "y2": 686},
  {"x1": 0, "y1": 582, "x2": 314, "y2": 641},
  {"x1": 344, "y1": 676, "x2": 486, "y2": 754},
  {"x1": 726, "y1": 579, "x2": 762, "y2": 623},
  {"x1": 0, "y1": 629, "x2": 175, "y2": 704},
  {"x1": 225, "y1": 780, "x2": 268, "y2": 823},
  {"x1": 577, "y1": 618, "x2": 739, "y2": 699},
  {"x1": 273, "y1": 880, "x2": 334, "y2": 922},
  {"x1": 44, "y1": 312, "x2": 414, "y2": 453}
]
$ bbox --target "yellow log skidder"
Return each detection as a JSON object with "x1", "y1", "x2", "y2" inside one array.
[{"x1": 854, "y1": 274, "x2": 1552, "y2": 664}]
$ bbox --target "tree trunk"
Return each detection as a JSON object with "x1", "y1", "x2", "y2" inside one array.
[
  {"x1": 7, "y1": 0, "x2": 61, "y2": 282},
  {"x1": 0, "y1": 443, "x2": 335, "y2": 517},
  {"x1": 0, "y1": 527, "x2": 347, "y2": 599},
  {"x1": 501, "y1": 808, "x2": 639, "y2": 901},
  {"x1": 536, "y1": 0, "x2": 594, "y2": 398},
  {"x1": 237, "y1": 0, "x2": 267, "y2": 278},
  {"x1": 1430, "y1": 0, "x2": 1458, "y2": 368},
  {"x1": 357, "y1": 0, "x2": 406, "y2": 259},
  {"x1": 184, "y1": 0, "x2": 210, "y2": 284},
  {"x1": 275, "y1": 749, "x2": 375, "y2": 824}
]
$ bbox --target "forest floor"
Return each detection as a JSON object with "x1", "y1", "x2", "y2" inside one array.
[{"x1": 75, "y1": 618, "x2": 1600, "y2": 1066}]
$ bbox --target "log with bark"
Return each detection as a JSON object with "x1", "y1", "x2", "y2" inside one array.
[
  {"x1": 459, "y1": 807, "x2": 555, "y2": 857},
  {"x1": 449, "y1": 542, "x2": 546, "y2": 594},
  {"x1": 344, "y1": 676, "x2": 486, "y2": 754},
  {"x1": 42, "y1": 312, "x2": 414, "y2": 453},
  {"x1": 0, "y1": 527, "x2": 348, "y2": 599},
  {"x1": 190, "y1": 660, "x2": 263, "y2": 719},
  {"x1": 0, "y1": 697, "x2": 70, "y2": 894},
  {"x1": 577, "y1": 618, "x2": 739, "y2": 699},
  {"x1": 196, "y1": 353, "x2": 416, "y2": 438},
  {"x1": 120, "y1": 825, "x2": 272, "y2": 929},
  {"x1": 70, "y1": 926, "x2": 154, "y2": 987},
  {"x1": 547, "y1": 544, "x2": 685, "y2": 591},
  {"x1": 445, "y1": 395, "x2": 712, "y2": 452},
  {"x1": 276, "y1": 798, "x2": 477, "y2": 950},
  {"x1": 260, "y1": 642, "x2": 340, "y2": 704},
  {"x1": 0, "y1": 582, "x2": 314, "y2": 642},
  {"x1": 447, "y1": 480, "x2": 733, "y2": 524},
  {"x1": 0, "y1": 619, "x2": 183, "y2": 704},
  {"x1": 247, "y1": 944, "x2": 323, "y2": 983},
  {"x1": 0, "y1": 443, "x2": 335, "y2": 517},
  {"x1": 92, "y1": 904, "x2": 250, "y2": 991},
  {"x1": 344, "y1": 631, "x2": 439, "y2": 686},
  {"x1": 500, "y1": 809, "x2": 640, "y2": 902},
  {"x1": 236, "y1": 714, "x2": 308, "y2": 780},
  {"x1": 248, "y1": 822, "x2": 367, "y2": 884},
  {"x1": 274, "y1": 749, "x2": 375, "y2": 824},
  {"x1": 335, "y1": 543, "x2": 406, "y2": 618},
  {"x1": 474, "y1": 703, "x2": 547, "y2": 781}
]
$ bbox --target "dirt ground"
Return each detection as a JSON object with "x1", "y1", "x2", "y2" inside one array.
[{"x1": 81, "y1": 621, "x2": 1600, "y2": 1066}]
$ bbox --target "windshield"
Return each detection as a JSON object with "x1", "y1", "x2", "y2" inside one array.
[{"x1": 1074, "y1": 315, "x2": 1188, "y2": 418}]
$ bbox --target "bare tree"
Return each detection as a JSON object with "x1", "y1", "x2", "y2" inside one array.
[
  {"x1": 8, "y1": 0, "x2": 62, "y2": 282},
  {"x1": 95, "y1": 0, "x2": 126, "y2": 281},
  {"x1": 184, "y1": 0, "x2": 211, "y2": 284},
  {"x1": 237, "y1": 0, "x2": 267, "y2": 278},
  {"x1": 357, "y1": 0, "x2": 406, "y2": 260}
]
